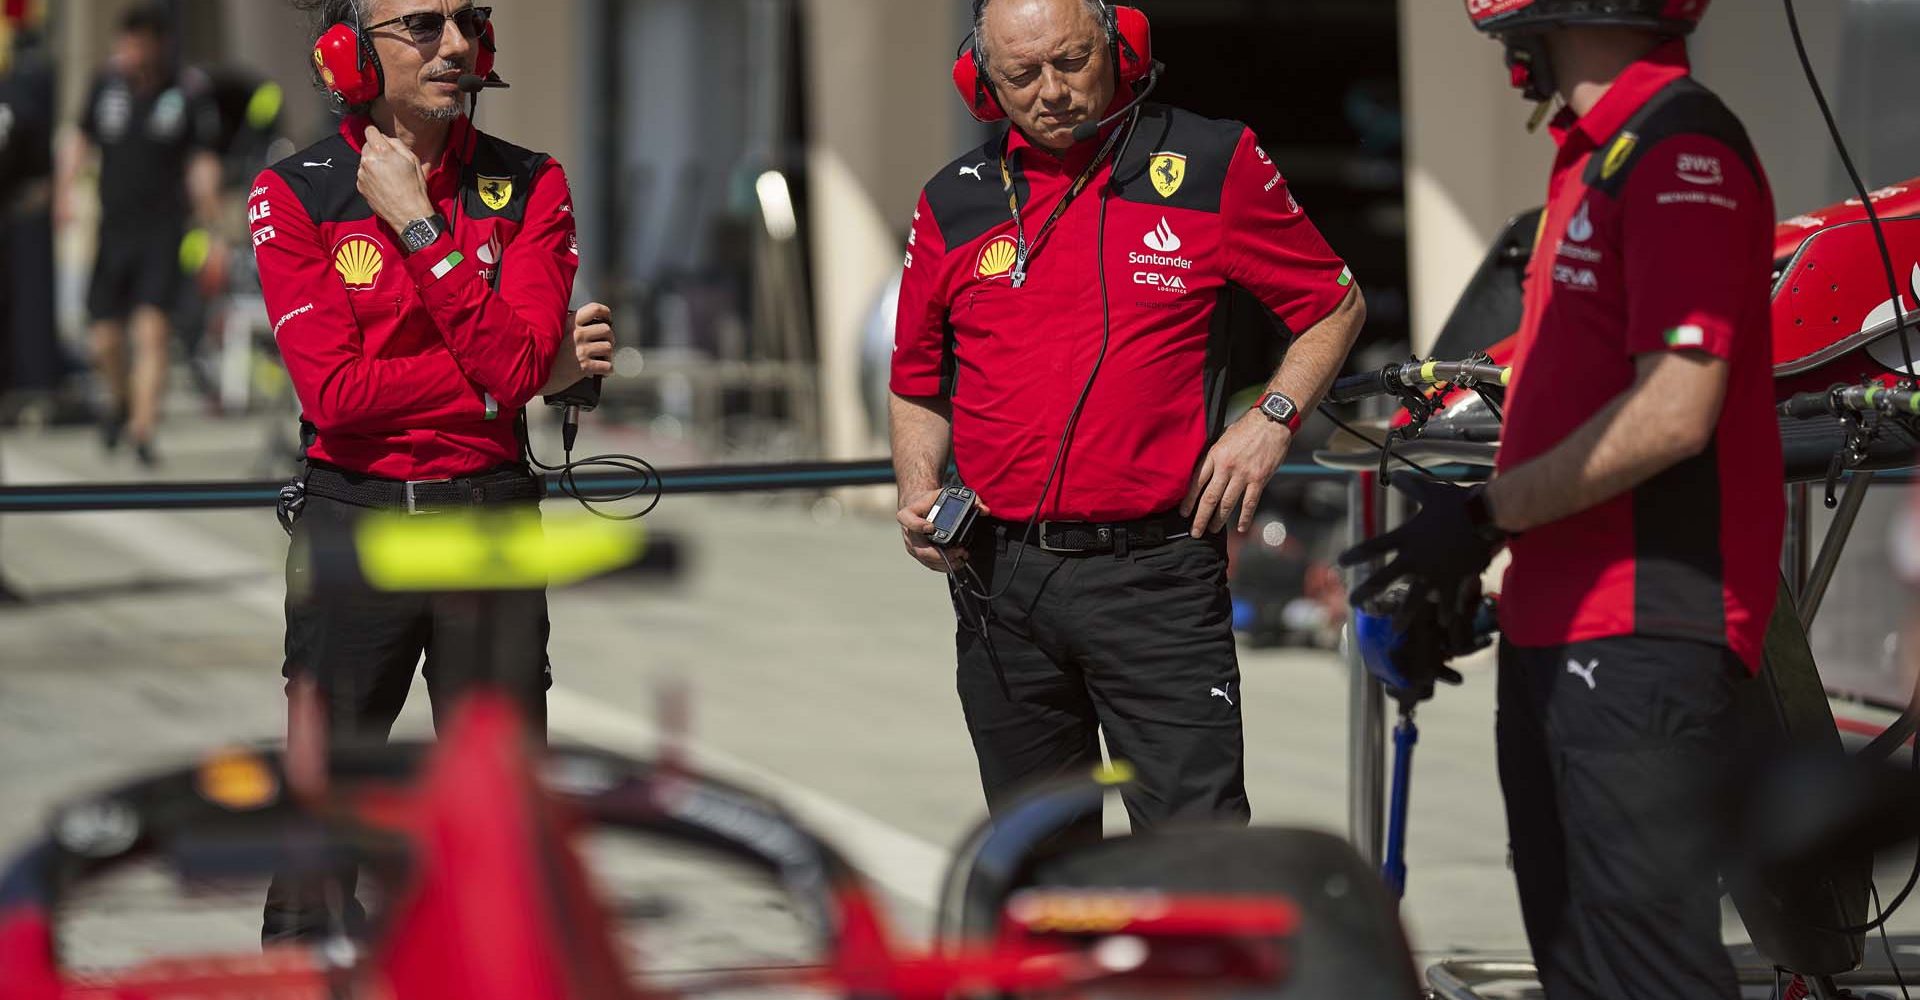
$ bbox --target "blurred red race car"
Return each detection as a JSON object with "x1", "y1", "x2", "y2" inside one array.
[{"x1": 0, "y1": 690, "x2": 1421, "y2": 1000}]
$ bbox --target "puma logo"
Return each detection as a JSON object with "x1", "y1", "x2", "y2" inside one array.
[
  {"x1": 302, "y1": 158, "x2": 334, "y2": 169},
  {"x1": 958, "y1": 161, "x2": 987, "y2": 181},
  {"x1": 1567, "y1": 659, "x2": 1600, "y2": 690},
  {"x1": 1210, "y1": 683, "x2": 1235, "y2": 707}
]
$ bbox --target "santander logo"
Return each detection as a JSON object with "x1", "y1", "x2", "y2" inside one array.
[{"x1": 1144, "y1": 217, "x2": 1183, "y2": 254}]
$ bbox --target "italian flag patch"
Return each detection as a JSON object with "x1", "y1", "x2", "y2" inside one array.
[
  {"x1": 1665, "y1": 324, "x2": 1706, "y2": 348},
  {"x1": 430, "y1": 250, "x2": 465, "y2": 281},
  {"x1": 1337, "y1": 267, "x2": 1354, "y2": 288}
]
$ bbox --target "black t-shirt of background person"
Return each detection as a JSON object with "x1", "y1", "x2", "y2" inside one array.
[
  {"x1": 0, "y1": 50, "x2": 56, "y2": 212},
  {"x1": 80, "y1": 66, "x2": 219, "y2": 230}
]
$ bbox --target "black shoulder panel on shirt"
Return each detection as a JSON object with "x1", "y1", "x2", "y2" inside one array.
[
  {"x1": 1583, "y1": 78, "x2": 1759, "y2": 198},
  {"x1": 1112, "y1": 104, "x2": 1242, "y2": 214},
  {"x1": 462, "y1": 131, "x2": 553, "y2": 224},
  {"x1": 923, "y1": 134, "x2": 1014, "y2": 251},
  {"x1": 269, "y1": 133, "x2": 369, "y2": 223}
]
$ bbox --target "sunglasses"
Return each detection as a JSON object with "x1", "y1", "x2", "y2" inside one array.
[{"x1": 365, "y1": 5, "x2": 491, "y2": 45}]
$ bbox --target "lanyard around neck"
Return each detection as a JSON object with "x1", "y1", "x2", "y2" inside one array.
[{"x1": 998, "y1": 120, "x2": 1130, "y2": 289}]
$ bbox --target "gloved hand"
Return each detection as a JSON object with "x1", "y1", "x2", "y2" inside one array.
[
  {"x1": 1354, "y1": 580, "x2": 1496, "y2": 703},
  {"x1": 1339, "y1": 473, "x2": 1507, "y2": 622}
]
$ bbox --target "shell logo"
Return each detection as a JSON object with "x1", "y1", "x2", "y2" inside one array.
[
  {"x1": 311, "y1": 47, "x2": 336, "y2": 89},
  {"x1": 976, "y1": 234, "x2": 1018, "y2": 280},
  {"x1": 333, "y1": 235, "x2": 385, "y2": 290}
]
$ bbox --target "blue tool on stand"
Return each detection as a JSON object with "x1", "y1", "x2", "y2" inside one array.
[
  {"x1": 1355, "y1": 591, "x2": 1496, "y2": 901},
  {"x1": 1382, "y1": 706, "x2": 1419, "y2": 899}
]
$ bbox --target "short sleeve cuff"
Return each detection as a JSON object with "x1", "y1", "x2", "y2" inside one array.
[
  {"x1": 890, "y1": 371, "x2": 945, "y2": 398},
  {"x1": 1629, "y1": 314, "x2": 1734, "y2": 359},
  {"x1": 1277, "y1": 266, "x2": 1356, "y2": 334}
]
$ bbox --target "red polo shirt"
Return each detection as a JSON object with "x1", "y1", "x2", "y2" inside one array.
[
  {"x1": 250, "y1": 115, "x2": 577, "y2": 480},
  {"x1": 892, "y1": 104, "x2": 1353, "y2": 521},
  {"x1": 1495, "y1": 42, "x2": 1783, "y2": 670}
]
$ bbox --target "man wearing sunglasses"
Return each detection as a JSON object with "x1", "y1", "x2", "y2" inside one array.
[{"x1": 253, "y1": 0, "x2": 613, "y2": 943}]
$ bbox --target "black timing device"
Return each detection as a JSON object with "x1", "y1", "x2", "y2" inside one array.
[{"x1": 928, "y1": 486, "x2": 981, "y2": 549}]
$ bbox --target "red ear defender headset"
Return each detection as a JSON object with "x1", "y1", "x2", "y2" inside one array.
[
  {"x1": 1463, "y1": 0, "x2": 1709, "y2": 103},
  {"x1": 311, "y1": 0, "x2": 382, "y2": 107},
  {"x1": 312, "y1": 3, "x2": 507, "y2": 110},
  {"x1": 952, "y1": 0, "x2": 1155, "y2": 125}
]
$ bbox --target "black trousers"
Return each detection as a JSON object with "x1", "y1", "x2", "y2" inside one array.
[
  {"x1": 954, "y1": 523, "x2": 1250, "y2": 839},
  {"x1": 1497, "y1": 635, "x2": 1745, "y2": 1000},
  {"x1": 263, "y1": 491, "x2": 552, "y2": 942}
]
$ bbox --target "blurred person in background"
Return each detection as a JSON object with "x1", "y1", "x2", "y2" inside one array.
[
  {"x1": 1345, "y1": 4, "x2": 1780, "y2": 998},
  {"x1": 1, "y1": 0, "x2": 59, "y2": 419},
  {"x1": 890, "y1": 0, "x2": 1366, "y2": 838},
  {"x1": 55, "y1": 3, "x2": 223, "y2": 467},
  {"x1": 253, "y1": 0, "x2": 613, "y2": 942},
  {"x1": 0, "y1": 0, "x2": 53, "y2": 605}
]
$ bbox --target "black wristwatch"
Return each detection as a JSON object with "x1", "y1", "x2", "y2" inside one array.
[
  {"x1": 399, "y1": 214, "x2": 449, "y2": 256},
  {"x1": 1255, "y1": 391, "x2": 1303, "y2": 433}
]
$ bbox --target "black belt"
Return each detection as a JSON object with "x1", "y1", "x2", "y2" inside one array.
[
  {"x1": 302, "y1": 461, "x2": 544, "y2": 514},
  {"x1": 988, "y1": 509, "x2": 1191, "y2": 556}
]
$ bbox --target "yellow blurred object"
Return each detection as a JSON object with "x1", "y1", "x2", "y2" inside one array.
[
  {"x1": 246, "y1": 82, "x2": 284, "y2": 131},
  {"x1": 196, "y1": 749, "x2": 279, "y2": 812},
  {"x1": 355, "y1": 509, "x2": 647, "y2": 591},
  {"x1": 1092, "y1": 761, "x2": 1136, "y2": 786},
  {"x1": 179, "y1": 227, "x2": 211, "y2": 275}
]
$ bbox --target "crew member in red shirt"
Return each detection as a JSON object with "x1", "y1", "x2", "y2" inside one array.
[
  {"x1": 253, "y1": 0, "x2": 611, "y2": 941},
  {"x1": 1347, "y1": 3, "x2": 1778, "y2": 997},
  {"x1": 891, "y1": 0, "x2": 1366, "y2": 833}
]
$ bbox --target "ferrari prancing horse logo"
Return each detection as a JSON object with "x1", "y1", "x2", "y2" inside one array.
[
  {"x1": 478, "y1": 175, "x2": 513, "y2": 211},
  {"x1": 1150, "y1": 152, "x2": 1187, "y2": 199}
]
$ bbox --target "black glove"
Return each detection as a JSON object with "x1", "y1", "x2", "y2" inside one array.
[{"x1": 1339, "y1": 474, "x2": 1507, "y2": 620}]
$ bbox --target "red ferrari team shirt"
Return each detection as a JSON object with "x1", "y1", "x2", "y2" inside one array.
[
  {"x1": 250, "y1": 115, "x2": 578, "y2": 481},
  {"x1": 891, "y1": 105, "x2": 1354, "y2": 522},
  {"x1": 1496, "y1": 42, "x2": 1784, "y2": 670}
]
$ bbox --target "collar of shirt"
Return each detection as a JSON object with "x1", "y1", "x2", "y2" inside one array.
[
  {"x1": 1547, "y1": 39, "x2": 1691, "y2": 155},
  {"x1": 339, "y1": 113, "x2": 476, "y2": 200},
  {"x1": 1003, "y1": 101, "x2": 1128, "y2": 175}
]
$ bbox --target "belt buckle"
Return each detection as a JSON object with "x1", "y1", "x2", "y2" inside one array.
[
  {"x1": 1037, "y1": 521, "x2": 1083, "y2": 554},
  {"x1": 404, "y1": 478, "x2": 452, "y2": 516}
]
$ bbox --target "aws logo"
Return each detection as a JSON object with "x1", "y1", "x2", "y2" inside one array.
[
  {"x1": 1676, "y1": 153, "x2": 1724, "y2": 187},
  {"x1": 332, "y1": 235, "x2": 385, "y2": 290},
  {"x1": 976, "y1": 235, "x2": 1018, "y2": 280}
]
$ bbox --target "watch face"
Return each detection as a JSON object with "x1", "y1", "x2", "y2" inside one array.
[
  {"x1": 1262, "y1": 395, "x2": 1297, "y2": 422},
  {"x1": 404, "y1": 219, "x2": 440, "y2": 253}
]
